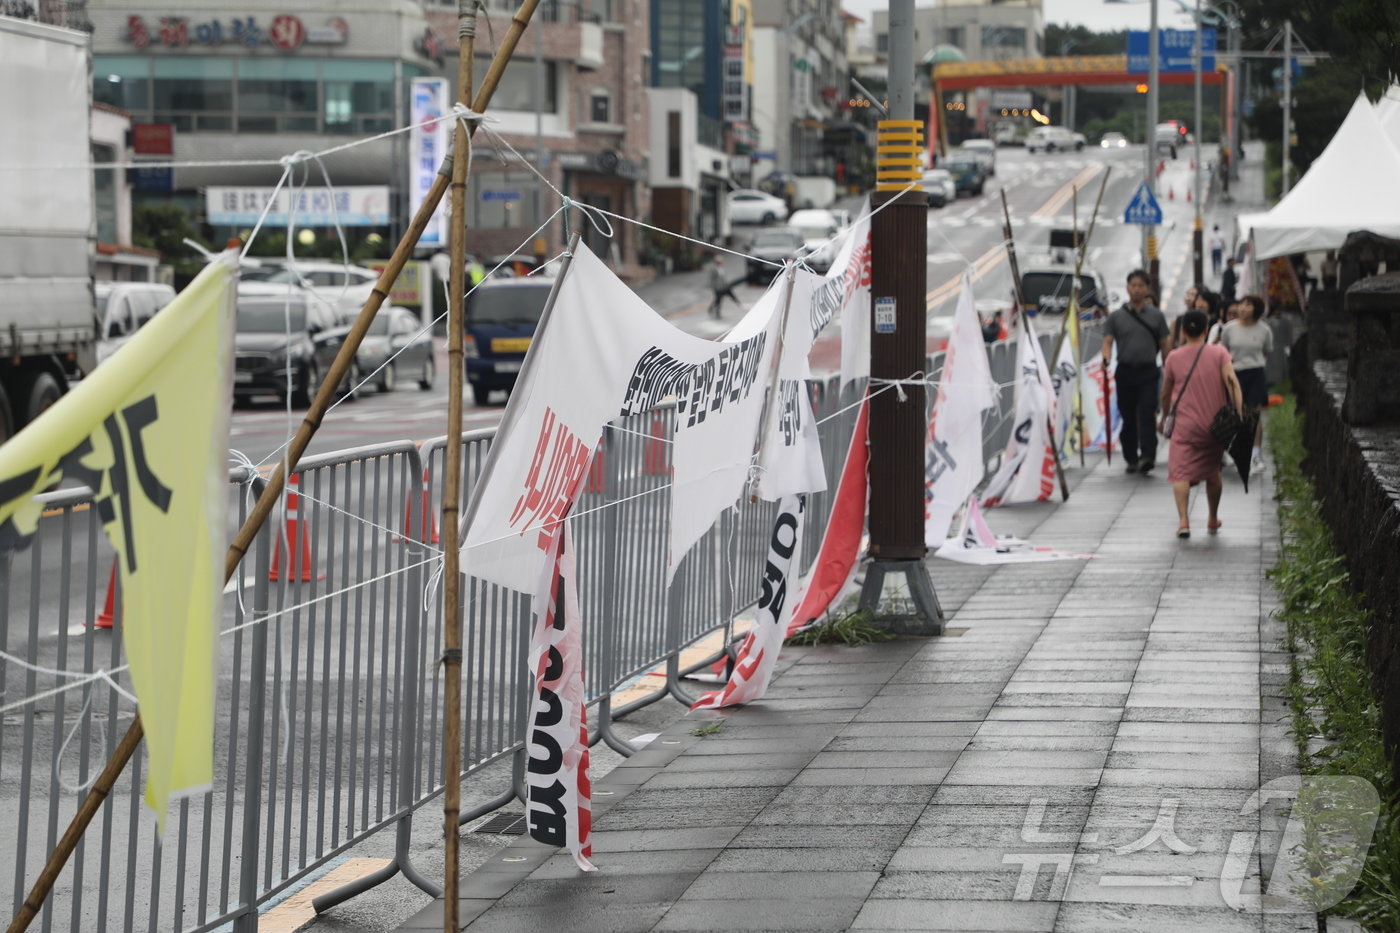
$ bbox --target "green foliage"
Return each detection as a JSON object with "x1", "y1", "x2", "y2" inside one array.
[
  {"x1": 1267, "y1": 396, "x2": 1400, "y2": 927},
  {"x1": 132, "y1": 202, "x2": 204, "y2": 283},
  {"x1": 690, "y1": 722, "x2": 725, "y2": 737},
  {"x1": 786, "y1": 611, "x2": 893, "y2": 647},
  {"x1": 1044, "y1": 24, "x2": 1129, "y2": 57}
]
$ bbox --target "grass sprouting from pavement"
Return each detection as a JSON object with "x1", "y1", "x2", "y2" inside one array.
[
  {"x1": 1267, "y1": 395, "x2": 1400, "y2": 928},
  {"x1": 786, "y1": 610, "x2": 893, "y2": 647}
]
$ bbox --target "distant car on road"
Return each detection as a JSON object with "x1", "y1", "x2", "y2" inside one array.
[
  {"x1": 991, "y1": 122, "x2": 1020, "y2": 147},
  {"x1": 1100, "y1": 132, "x2": 1129, "y2": 148},
  {"x1": 1019, "y1": 259, "x2": 1113, "y2": 319},
  {"x1": 727, "y1": 189, "x2": 790, "y2": 226},
  {"x1": 787, "y1": 209, "x2": 844, "y2": 274},
  {"x1": 959, "y1": 138, "x2": 998, "y2": 176},
  {"x1": 1026, "y1": 126, "x2": 1083, "y2": 154},
  {"x1": 233, "y1": 293, "x2": 360, "y2": 407},
  {"x1": 921, "y1": 168, "x2": 956, "y2": 208},
  {"x1": 258, "y1": 261, "x2": 379, "y2": 326},
  {"x1": 746, "y1": 228, "x2": 806, "y2": 283},
  {"x1": 355, "y1": 306, "x2": 436, "y2": 393},
  {"x1": 943, "y1": 157, "x2": 987, "y2": 197},
  {"x1": 95, "y1": 281, "x2": 176, "y2": 365},
  {"x1": 464, "y1": 277, "x2": 553, "y2": 406}
]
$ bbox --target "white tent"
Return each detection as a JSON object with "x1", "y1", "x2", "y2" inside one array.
[
  {"x1": 1240, "y1": 93, "x2": 1400, "y2": 261},
  {"x1": 1379, "y1": 85, "x2": 1400, "y2": 152}
]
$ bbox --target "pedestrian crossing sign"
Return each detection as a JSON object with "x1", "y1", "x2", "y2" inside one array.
[{"x1": 1123, "y1": 182, "x2": 1163, "y2": 225}]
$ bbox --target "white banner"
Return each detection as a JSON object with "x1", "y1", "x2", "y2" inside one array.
[
  {"x1": 692, "y1": 494, "x2": 806, "y2": 709},
  {"x1": 462, "y1": 244, "x2": 779, "y2": 595},
  {"x1": 830, "y1": 200, "x2": 873, "y2": 389},
  {"x1": 205, "y1": 186, "x2": 390, "y2": 227},
  {"x1": 409, "y1": 77, "x2": 449, "y2": 248},
  {"x1": 525, "y1": 523, "x2": 594, "y2": 870},
  {"x1": 981, "y1": 331, "x2": 1057, "y2": 506},
  {"x1": 756, "y1": 269, "x2": 828, "y2": 501},
  {"x1": 924, "y1": 275, "x2": 998, "y2": 545},
  {"x1": 1051, "y1": 335, "x2": 1078, "y2": 459}
]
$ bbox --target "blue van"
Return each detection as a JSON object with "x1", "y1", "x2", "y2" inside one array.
[{"x1": 464, "y1": 276, "x2": 554, "y2": 406}]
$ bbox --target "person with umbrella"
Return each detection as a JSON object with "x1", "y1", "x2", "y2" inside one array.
[
  {"x1": 1158, "y1": 310, "x2": 1244, "y2": 538},
  {"x1": 1220, "y1": 294, "x2": 1273, "y2": 475}
]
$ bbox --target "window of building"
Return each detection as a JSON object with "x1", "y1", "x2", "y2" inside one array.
[
  {"x1": 667, "y1": 110, "x2": 681, "y2": 178},
  {"x1": 945, "y1": 27, "x2": 964, "y2": 48},
  {"x1": 473, "y1": 56, "x2": 557, "y2": 112},
  {"x1": 93, "y1": 56, "x2": 150, "y2": 111},
  {"x1": 590, "y1": 88, "x2": 612, "y2": 123},
  {"x1": 152, "y1": 57, "x2": 233, "y2": 131},
  {"x1": 655, "y1": 0, "x2": 708, "y2": 97},
  {"x1": 323, "y1": 60, "x2": 396, "y2": 134},
  {"x1": 467, "y1": 167, "x2": 540, "y2": 229},
  {"x1": 238, "y1": 59, "x2": 318, "y2": 133},
  {"x1": 876, "y1": 33, "x2": 888, "y2": 53},
  {"x1": 982, "y1": 26, "x2": 1026, "y2": 49},
  {"x1": 92, "y1": 142, "x2": 117, "y2": 244}
]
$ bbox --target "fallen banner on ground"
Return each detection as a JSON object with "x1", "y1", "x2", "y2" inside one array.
[
  {"x1": 924, "y1": 273, "x2": 998, "y2": 544},
  {"x1": 0, "y1": 254, "x2": 236, "y2": 829},
  {"x1": 525, "y1": 524, "x2": 594, "y2": 870},
  {"x1": 935, "y1": 500, "x2": 1095, "y2": 564},
  {"x1": 981, "y1": 330, "x2": 1056, "y2": 507},
  {"x1": 692, "y1": 494, "x2": 806, "y2": 709}
]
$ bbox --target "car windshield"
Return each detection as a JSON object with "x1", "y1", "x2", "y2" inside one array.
[
  {"x1": 946, "y1": 161, "x2": 977, "y2": 173},
  {"x1": 238, "y1": 302, "x2": 308, "y2": 333},
  {"x1": 469, "y1": 285, "x2": 551, "y2": 325},
  {"x1": 1022, "y1": 273, "x2": 1099, "y2": 309},
  {"x1": 754, "y1": 232, "x2": 799, "y2": 248},
  {"x1": 95, "y1": 292, "x2": 111, "y2": 319},
  {"x1": 795, "y1": 225, "x2": 836, "y2": 240}
]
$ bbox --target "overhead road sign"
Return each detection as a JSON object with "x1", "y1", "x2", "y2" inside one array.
[{"x1": 1128, "y1": 29, "x2": 1217, "y2": 72}]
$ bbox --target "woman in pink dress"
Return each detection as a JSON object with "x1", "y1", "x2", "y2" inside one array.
[{"x1": 1158, "y1": 310, "x2": 1244, "y2": 538}]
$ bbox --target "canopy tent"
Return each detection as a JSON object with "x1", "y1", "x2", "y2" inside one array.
[
  {"x1": 1237, "y1": 93, "x2": 1400, "y2": 261},
  {"x1": 1379, "y1": 85, "x2": 1400, "y2": 152}
]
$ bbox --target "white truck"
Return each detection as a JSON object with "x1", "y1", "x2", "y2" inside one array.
[{"x1": 0, "y1": 17, "x2": 96, "y2": 443}]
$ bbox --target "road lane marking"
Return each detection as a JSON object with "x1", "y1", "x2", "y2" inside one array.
[{"x1": 1032, "y1": 163, "x2": 1107, "y2": 219}]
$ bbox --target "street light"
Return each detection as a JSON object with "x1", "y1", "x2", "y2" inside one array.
[{"x1": 1106, "y1": 0, "x2": 1160, "y2": 289}]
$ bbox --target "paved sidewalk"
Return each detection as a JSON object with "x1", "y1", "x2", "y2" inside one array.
[{"x1": 396, "y1": 448, "x2": 1308, "y2": 932}]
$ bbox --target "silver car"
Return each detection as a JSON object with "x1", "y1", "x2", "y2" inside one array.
[{"x1": 355, "y1": 305, "x2": 437, "y2": 392}]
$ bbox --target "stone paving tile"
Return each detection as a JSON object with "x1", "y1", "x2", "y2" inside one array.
[
  {"x1": 643, "y1": 768, "x2": 805, "y2": 790},
  {"x1": 767, "y1": 783, "x2": 940, "y2": 806},
  {"x1": 462, "y1": 903, "x2": 670, "y2": 933},
  {"x1": 679, "y1": 737, "x2": 835, "y2": 756},
  {"x1": 850, "y1": 898, "x2": 1059, "y2": 931},
  {"x1": 749, "y1": 803, "x2": 927, "y2": 827},
  {"x1": 825, "y1": 735, "x2": 974, "y2": 753},
  {"x1": 948, "y1": 749, "x2": 1109, "y2": 770},
  {"x1": 731, "y1": 824, "x2": 912, "y2": 849},
  {"x1": 914, "y1": 803, "x2": 1090, "y2": 827},
  {"x1": 869, "y1": 870, "x2": 1024, "y2": 901},
  {"x1": 1096, "y1": 767, "x2": 1262, "y2": 790},
  {"x1": 496, "y1": 873, "x2": 698, "y2": 908},
  {"x1": 1052, "y1": 902, "x2": 1268, "y2": 932},
  {"x1": 655, "y1": 896, "x2": 868, "y2": 931},
  {"x1": 682, "y1": 870, "x2": 882, "y2": 901},
  {"x1": 806, "y1": 750, "x2": 962, "y2": 769},
  {"x1": 790, "y1": 766, "x2": 954, "y2": 786},
  {"x1": 967, "y1": 734, "x2": 1115, "y2": 752},
  {"x1": 589, "y1": 826, "x2": 747, "y2": 853},
  {"x1": 1121, "y1": 707, "x2": 1260, "y2": 724},
  {"x1": 984, "y1": 706, "x2": 1123, "y2": 722},
  {"x1": 705, "y1": 846, "x2": 899, "y2": 873},
  {"x1": 974, "y1": 720, "x2": 1119, "y2": 737},
  {"x1": 525, "y1": 848, "x2": 722, "y2": 881},
  {"x1": 663, "y1": 752, "x2": 819, "y2": 772}
]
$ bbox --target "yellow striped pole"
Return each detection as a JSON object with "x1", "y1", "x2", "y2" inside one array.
[{"x1": 876, "y1": 119, "x2": 924, "y2": 191}]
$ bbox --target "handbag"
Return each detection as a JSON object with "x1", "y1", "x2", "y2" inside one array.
[
  {"x1": 1162, "y1": 342, "x2": 1207, "y2": 440},
  {"x1": 1211, "y1": 402, "x2": 1251, "y2": 448}
]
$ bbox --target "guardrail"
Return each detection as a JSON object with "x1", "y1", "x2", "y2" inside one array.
[{"x1": 1, "y1": 321, "x2": 1102, "y2": 930}]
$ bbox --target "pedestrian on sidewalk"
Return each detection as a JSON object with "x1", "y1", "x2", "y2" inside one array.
[
  {"x1": 707, "y1": 255, "x2": 741, "y2": 319},
  {"x1": 1169, "y1": 284, "x2": 1204, "y2": 351},
  {"x1": 1159, "y1": 310, "x2": 1243, "y2": 538},
  {"x1": 1102, "y1": 269, "x2": 1171, "y2": 475},
  {"x1": 1220, "y1": 294, "x2": 1272, "y2": 474},
  {"x1": 1209, "y1": 225, "x2": 1225, "y2": 276},
  {"x1": 1220, "y1": 256, "x2": 1238, "y2": 305}
]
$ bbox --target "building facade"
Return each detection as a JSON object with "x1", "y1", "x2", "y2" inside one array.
[{"x1": 871, "y1": 0, "x2": 1044, "y2": 64}]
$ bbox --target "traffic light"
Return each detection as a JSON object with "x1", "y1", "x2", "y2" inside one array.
[{"x1": 1135, "y1": 83, "x2": 1148, "y2": 94}]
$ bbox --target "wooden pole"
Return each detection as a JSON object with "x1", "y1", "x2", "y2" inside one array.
[
  {"x1": 999, "y1": 190, "x2": 1070, "y2": 502},
  {"x1": 441, "y1": 0, "x2": 477, "y2": 928},
  {"x1": 7, "y1": 4, "x2": 544, "y2": 931}
]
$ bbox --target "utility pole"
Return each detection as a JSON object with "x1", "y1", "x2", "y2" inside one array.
[
  {"x1": 1147, "y1": 0, "x2": 1161, "y2": 293},
  {"x1": 1192, "y1": 0, "x2": 1203, "y2": 286},
  {"x1": 1282, "y1": 20, "x2": 1292, "y2": 195},
  {"x1": 860, "y1": 0, "x2": 941, "y2": 634}
]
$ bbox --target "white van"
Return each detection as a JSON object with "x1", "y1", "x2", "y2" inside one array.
[
  {"x1": 1025, "y1": 126, "x2": 1083, "y2": 154},
  {"x1": 95, "y1": 281, "x2": 176, "y2": 364}
]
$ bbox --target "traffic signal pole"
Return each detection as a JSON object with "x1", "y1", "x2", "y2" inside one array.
[{"x1": 858, "y1": 0, "x2": 942, "y2": 634}]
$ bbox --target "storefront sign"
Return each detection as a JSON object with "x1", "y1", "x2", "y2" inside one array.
[
  {"x1": 206, "y1": 185, "x2": 390, "y2": 226},
  {"x1": 409, "y1": 77, "x2": 450, "y2": 247},
  {"x1": 365, "y1": 259, "x2": 428, "y2": 307},
  {"x1": 123, "y1": 14, "x2": 347, "y2": 50}
]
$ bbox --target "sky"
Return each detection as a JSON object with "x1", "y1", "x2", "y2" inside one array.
[{"x1": 840, "y1": 0, "x2": 1203, "y2": 37}]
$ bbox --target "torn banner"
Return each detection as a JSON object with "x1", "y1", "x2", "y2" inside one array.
[
  {"x1": 0, "y1": 255, "x2": 235, "y2": 829},
  {"x1": 981, "y1": 330, "x2": 1056, "y2": 507},
  {"x1": 935, "y1": 500, "x2": 1094, "y2": 565}
]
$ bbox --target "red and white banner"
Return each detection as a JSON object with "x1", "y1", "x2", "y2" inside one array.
[
  {"x1": 1080, "y1": 354, "x2": 1120, "y2": 452},
  {"x1": 934, "y1": 499, "x2": 1094, "y2": 565},
  {"x1": 692, "y1": 494, "x2": 806, "y2": 710},
  {"x1": 1050, "y1": 336, "x2": 1078, "y2": 460},
  {"x1": 828, "y1": 200, "x2": 872, "y2": 389},
  {"x1": 981, "y1": 331, "x2": 1056, "y2": 507},
  {"x1": 525, "y1": 523, "x2": 594, "y2": 870},
  {"x1": 787, "y1": 395, "x2": 870, "y2": 635},
  {"x1": 924, "y1": 274, "x2": 998, "y2": 544},
  {"x1": 461, "y1": 243, "x2": 781, "y2": 594}
]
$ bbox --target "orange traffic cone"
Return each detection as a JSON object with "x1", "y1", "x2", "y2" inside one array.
[
  {"x1": 642, "y1": 414, "x2": 669, "y2": 475},
  {"x1": 1167, "y1": 188, "x2": 1175, "y2": 200},
  {"x1": 1186, "y1": 188, "x2": 1193, "y2": 202},
  {"x1": 91, "y1": 557, "x2": 117, "y2": 629},
  {"x1": 394, "y1": 469, "x2": 439, "y2": 544},
  {"x1": 270, "y1": 474, "x2": 322, "y2": 582}
]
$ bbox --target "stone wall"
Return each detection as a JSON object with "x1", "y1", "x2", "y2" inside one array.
[{"x1": 1297, "y1": 355, "x2": 1400, "y2": 765}]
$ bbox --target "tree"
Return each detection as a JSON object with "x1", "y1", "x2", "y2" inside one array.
[{"x1": 132, "y1": 202, "x2": 204, "y2": 286}]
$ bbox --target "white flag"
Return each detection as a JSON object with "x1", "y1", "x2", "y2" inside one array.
[
  {"x1": 981, "y1": 330, "x2": 1057, "y2": 506},
  {"x1": 924, "y1": 274, "x2": 998, "y2": 544},
  {"x1": 1051, "y1": 336, "x2": 1078, "y2": 458}
]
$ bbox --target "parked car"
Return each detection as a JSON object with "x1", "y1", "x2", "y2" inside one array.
[
  {"x1": 355, "y1": 306, "x2": 437, "y2": 393},
  {"x1": 943, "y1": 157, "x2": 987, "y2": 197},
  {"x1": 959, "y1": 138, "x2": 998, "y2": 176},
  {"x1": 745, "y1": 228, "x2": 807, "y2": 283},
  {"x1": 256, "y1": 262, "x2": 379, "y2": 326},
  {"x1": 464, "y1": 276, "x2": 553, "y2": 406},
  {"x1": 1018, "y1": 259, "x2": 1114, "y2": 319},
  {"x1": 95, "y1": 281, "x2": 176, "y2": 365},
  {"x1": 991, "y1": 122, "x2": 1020, "y2": 147},
  {"x1": 921, "y1": 168, "x2": 956, "y2": 208},
  {"x1": 233, "y1": 293, "x2": 361, "y2": 407},
  {"x1": 787, "y1": 208, "x2": 841, "y2": 250},
  {"x1": 1025, "y1": 125, "x2": 1082, "y2": 153},
  {"x1": 727, "y1": 188, "x2": 790, "y2": 226},
  {"x1": 1071, "y1": 131, "x2": 1088, "y2": 149},
  {"x1": 1100, "y1": 132, "x2": 1128, "y2": 148},
  {"x1": 1154, "y1": 121, "x2": 1186, "y2": 158}
]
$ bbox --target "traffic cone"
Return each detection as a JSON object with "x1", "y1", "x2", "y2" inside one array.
[
  {"x1": 394, "y1": 468, "x2": 439, "y2": 544},
  {"x1": 1189, "y1": 159, "x2": 1195, "y2": 170},
  {"x1": 1168, "y1": 188, "x2": 1175, "y2": 200},
  {"x1": 91, "y1": 558, "x2": 117, "y2": 629},
  {"x1": 1186, "y1": 188, "x2": 1193, "y2": 202},
  {"x1": 642, "y1": 414, "x2": 669, "y2": 475},
  {"x1": 270, "y1": 474, "x2": 322, "y2": 582}
]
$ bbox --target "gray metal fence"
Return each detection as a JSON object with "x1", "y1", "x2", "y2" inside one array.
[{"x1": 1, "y1": 326, "x2": 1102, "y2": 931}]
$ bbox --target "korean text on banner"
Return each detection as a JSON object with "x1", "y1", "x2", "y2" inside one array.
[
  {"x1": 1051, "y1": 335, "x2": 1078, "y2": 458},
  {"x1": 461, "y1": 243, "x2": 778, "y2": 596},
  {"x1": 756, "y1": 269, "x2": 827, "y2": 501},
  {"x1": 981, "y1": 329, "x2": 1056, "y2": 506},
  {"x1": 525, "y1": 524, "x2": 594, "y2": 870},
  {"x1": 0, "y1": 257, "x2": 235, "y2": 829},
  {"x1": 408, "y1": 77, "x2": 449, "y2": 248},
  {"x1": 832, "y1": 200, "x2": 873, "y2": 389},
  {"x1": 692, "y1": 494, "x2": 806, "y2": 710},
  {"x1": 924, "y1": 275, "x2": 998, "y2": 545}
]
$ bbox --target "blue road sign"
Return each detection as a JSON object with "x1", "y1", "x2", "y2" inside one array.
[
  {"x1": 1123, "y1": 181, "x2": 1163, "y2": 225},
  {"x1": 481, "y1": 190, "x2": 522, "y2": 202},
  {"x1": 1127, "y1": 29, "x2": 1216, "y2": 73}
]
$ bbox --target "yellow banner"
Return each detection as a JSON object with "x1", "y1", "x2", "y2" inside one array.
[{"x1": 0, "y1": 257, "x2": 234, "y2": 829}]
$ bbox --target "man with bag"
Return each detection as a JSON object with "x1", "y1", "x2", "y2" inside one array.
[{"x1": 1101, "y1": 269, "x2": 1171, "y2": 474}]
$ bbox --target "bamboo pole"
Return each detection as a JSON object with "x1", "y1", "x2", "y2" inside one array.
[
  {"x1": 7, "y1": 4, "x2": 543, "y2": 931},
  {"x1": 441, "y1": 0, "x2": 477, "y2": 928}
]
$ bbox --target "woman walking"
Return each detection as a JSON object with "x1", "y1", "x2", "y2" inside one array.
[
  {"x1": 1220, "y1": 294, "x2": 1273, "y2": 474},
  {"x1": 1159, "y1": 310, "x2": 1243, "y2": 538}
]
